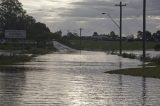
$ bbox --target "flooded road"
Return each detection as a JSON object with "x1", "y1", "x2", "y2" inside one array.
[
  {"x1": 0, "y1": 51, "x2": 160, "y2": 106},
  {"x1": 123, "y1": 50, "x2": 160, "y2": 58}
]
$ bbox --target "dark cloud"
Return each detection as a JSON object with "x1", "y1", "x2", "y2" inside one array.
[{"x1": 20, "y1": 0, "x2": 160, "y2": 36}]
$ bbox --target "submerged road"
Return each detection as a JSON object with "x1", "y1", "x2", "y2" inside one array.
[{"x1": 0, "y1": 51, "x2": 160, "y2": 106}]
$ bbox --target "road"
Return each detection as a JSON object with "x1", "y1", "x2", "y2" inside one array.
[
  {"x1": 1, "y1": 51, "x2": 160, "y2": 105},
  {"x1": 53, "y1": 40, "x2": 77, "y2": 52}
]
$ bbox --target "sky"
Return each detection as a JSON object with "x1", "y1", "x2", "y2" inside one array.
[{"x1": 19, "y1": 0, "x2": 160, "y2": 36}]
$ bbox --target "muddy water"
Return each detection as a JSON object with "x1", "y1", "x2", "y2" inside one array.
[{"x1": 0, "y1": 51, "x2": 160, "y2": 106}]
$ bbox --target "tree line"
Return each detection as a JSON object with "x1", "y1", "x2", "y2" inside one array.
[
  {"x1": 1, "y1": 0, "x2": 160, "y2": 43},
  {"x1": 61, "y1": 30, "x2": 160, "y2": 42},
  {"x1": 0, "y1": 0, "x2": 56, "y2": 42}
]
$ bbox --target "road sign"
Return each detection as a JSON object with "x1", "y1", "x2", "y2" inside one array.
[{"x1": 5, "y1": 30, "x2": 26, "y2": 39}]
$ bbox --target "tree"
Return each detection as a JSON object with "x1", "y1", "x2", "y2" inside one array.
[
  {"x1": 52, "y1": 30, "x2": 62, "y2": 40},
  {"x1": 137, "y1": 31, "x2": 152, "y2": 41},
  {"x1": 0, "y1": 0, "x2": 53, "y2": 42},
  {"x1": 154, "y1": 30, "x2": 160, "y2": 41},
  {"x1": 127, "y1": 35, "x2": 134, "y2": 41},
  {"x1": 24, "y1": 15, "x2": 36, "y2": 31},
  {"x1": 137, "y1": 31, "x2": 143, "y2": 40},
  {"x1": 146, "y1": 31, "x2": 152, "y2": 41},
  {"x1": 28, "y1": 22, "x2": 50, "y2": 40},
  {"x1": 66, "y1": 32, "x2": 79, "y2": 39},
  {"x1": 110, "y1": 31, "x2": 118, "y2": 39},
  {"x1": 92, "y1": 32, "x2": 98, "y2": 36},
  {"x1": 0, "y1": 0, "x2": 27, "y2": 29}
]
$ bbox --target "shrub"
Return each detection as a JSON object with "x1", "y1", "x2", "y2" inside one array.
[
  {"x1": 121, "y1": 53, "x2": 137, "y2": 59},
  {"x1": 154, "y1": 44, "x2": 160, "y2": 51}
]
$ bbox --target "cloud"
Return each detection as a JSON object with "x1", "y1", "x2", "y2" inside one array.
[{"x1": 19, "y1": 0, "x2": 160, "y2": 36}]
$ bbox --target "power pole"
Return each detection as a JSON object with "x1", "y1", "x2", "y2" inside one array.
[
  {"x1": 143, "y1": 0, "x2": 146, "y2": 60},
  {"x1": 115, "y1": 1, "x2": 126, "y2": 55},
  {"x1": 80, "y1": 28, "x2": 82, "y2": 51}
]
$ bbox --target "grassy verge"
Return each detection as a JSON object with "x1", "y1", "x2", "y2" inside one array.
[
  {"x1": 69, "y1": 40, "x2": 160, "y2": 51},
  {"x1": 22, "y1": 47, "x2": 56, "y2": 55},
  {"x1": 106, "y1": 66, "x2": 160, "y2": 78},
  {"x1": 0, "y1": 43, "x2": 56, "y2": 65},
  {"x1": 106, "y1": 54, "x2": 160, "y2": 79},
  {"x1": 0, "y1": 47, "x2": 56, "y2": 65},
  {"x1": 0, "y1": 55, "x2": 33, "y2": 65}
]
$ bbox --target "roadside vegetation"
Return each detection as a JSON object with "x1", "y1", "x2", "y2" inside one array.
[
  {"x1": 0, "y1": 48, "x2": 56, "y2": 65},
  {"x1": 106, "y1": 67, "x2": 160, "y2": 79},
  {"x1": 68, "y1": 40, "x2": 160, "y2": 51},
  {"x1": 106, "y1": 53, "x2": 160, "y2": 79},
  {"x1": 0, "y1": 0, "x2": 59, "y2": 65},
  {"x1": 0, "y1": 41, "x2": 56, "y2": 65},
  {"x1": 0, "y1": 55, "x2": 32, "y2": 65},
  {"x1": 120, "y1": 53, "x2": 137, "y2": 59}
]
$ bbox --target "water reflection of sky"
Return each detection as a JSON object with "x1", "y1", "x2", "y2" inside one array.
[
  {"x1": 0, "y1": 51, "x2": 160, "y2": 105},
  {"x1": 25, "y1": 51, "x2": 142, "y2": 72}
]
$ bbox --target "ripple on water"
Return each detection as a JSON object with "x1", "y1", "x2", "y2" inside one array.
[{"x1": 0, "y1": 51, "x2": 160, "y2": 106}]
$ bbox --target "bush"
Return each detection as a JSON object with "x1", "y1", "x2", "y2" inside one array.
[
  {"x1": 154, "y1": 44, "x2": 160, "y2": 51},
  {"x1": 139, "y1": 55, "x2": 160, "y2": 65},
  {"x1": 121, "y1": 53, "x2": 137, "y2": 59},
  {"x1": 151, "y1": 56, "x2": 160, "y2": 65}
]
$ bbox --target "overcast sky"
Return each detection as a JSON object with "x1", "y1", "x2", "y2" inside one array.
[{"x1": 19, "y1": 0, "x2": 160, "y2": 36}]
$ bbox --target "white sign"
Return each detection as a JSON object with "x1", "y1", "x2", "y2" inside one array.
[{"x1": 5, "y1": 30, "x2": 26, "y2": 39}]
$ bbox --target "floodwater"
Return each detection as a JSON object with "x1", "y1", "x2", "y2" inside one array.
[
  {"x1": 0, "y1": 51, "x2": 160, "y2": 106},
  {"x1": 123, "y1": 50, "x2": 160, "y2": 57}
]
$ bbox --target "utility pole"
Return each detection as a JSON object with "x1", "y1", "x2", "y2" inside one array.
[
  {"x1": 80, "y1": 28, "x2": 82, "y2": 51},
  {"x1": 115, "y1": 1, "x2": 126, "y2": 55},
  {"x1": 143, "y1": 0, "x2": 146, "y2": 60}
]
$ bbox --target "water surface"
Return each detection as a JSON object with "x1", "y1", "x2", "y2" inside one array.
[{"x1": 0, "y1": 51, "x2": 160, "y2": 106}]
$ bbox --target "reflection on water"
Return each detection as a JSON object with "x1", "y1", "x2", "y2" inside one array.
[
  {"x1": 0, "y1": 68, "x2": 26, "y2": 106},
  {"x1": 142, "y1": 77, "x2": 146, "y2": 106},
  {"x1": 0, "y1": 51, "x2": 160, "y2": 106}
]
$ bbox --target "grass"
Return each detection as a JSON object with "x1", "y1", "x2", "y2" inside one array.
[
  {"x1": 106, "y1": 66, "x2": 160, "y2": 78},
  {"x1": 0, "y1": 46, "x2": 56, "y2": 65},
  {"x1": 106, "y1": 55, "x2": 160, "y2": 79},
  {"x1": 69, "y1": 40, "x2": 160, "y2": 51},
  {"x1": 0, "y1": 43, "x2": 56, "y2": 65},
  {"x1": 22, "y1": 47, "x2": 56, "y2": 55},
  {"x1": 0, "y1": 43, "x2": 36, "y2": 50},
  {"x1": 0, "y1": 55, "x2": 33, "y2": 65}
]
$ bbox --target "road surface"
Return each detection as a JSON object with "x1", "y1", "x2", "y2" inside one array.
[{"x1": 53, "y1": 41, "x2": 77, "y2": 52}]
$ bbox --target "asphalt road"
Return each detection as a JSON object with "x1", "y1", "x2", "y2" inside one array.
[{"x1": 53, "y1": 41, "x2": 77, "y2": 52}]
